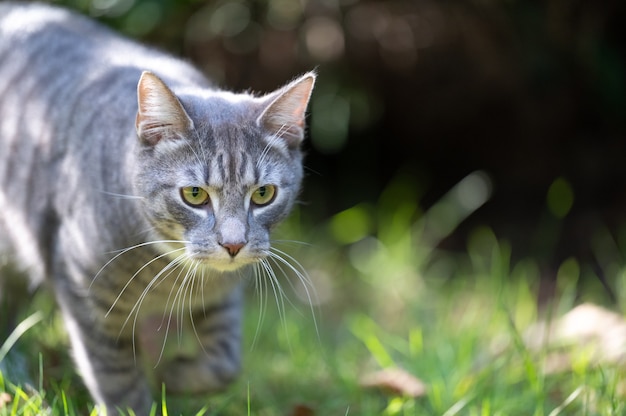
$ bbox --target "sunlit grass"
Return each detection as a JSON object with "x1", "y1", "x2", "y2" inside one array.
[{"x1": 2, "y1": 172, "x2": 625, "y2": 415}]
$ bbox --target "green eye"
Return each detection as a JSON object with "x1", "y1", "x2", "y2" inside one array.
[
  {"x1": 251, "y1": 185, "x2": 276, "y2": 206},
  {"x1": 181, "y1": 186, "x2": 210, "y2": 207}
]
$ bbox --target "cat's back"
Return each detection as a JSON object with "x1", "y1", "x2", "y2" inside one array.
[
  {"x1": 0, "y1": 2, "x2": 206, "y2": 86},
  {"x1": 0, "y1": 2, "x2": 122, "y2": 71},
  {"x1": 0, "y1": 2, "x2": 91, "y2": 31}
]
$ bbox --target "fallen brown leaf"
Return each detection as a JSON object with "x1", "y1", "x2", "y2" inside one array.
[
  {"x1": 288, "y1": 403, "x2": 315, "y2": 416},
  {"x1": 524, "y1": 303, "x2": 626, "y2": 371},
  {"x1": 360, "y1": 367, "x2": 427, "y2": 398},
  {"x1": 0, "y1": 392, "x2": 11, "y2": 408}
]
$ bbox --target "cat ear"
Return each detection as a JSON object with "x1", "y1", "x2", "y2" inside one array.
[
  {"x1": 136, "y1": 71, "x2": 194, "y2": 146},
  {"x1": 257, "y1": 72, "x2": 316, "y2": 149}
]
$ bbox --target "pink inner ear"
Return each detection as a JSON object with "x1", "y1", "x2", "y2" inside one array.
[
  {"x1": 135, "y1": 71, "x2": 193, "y2": 146},
  {"x1": 259, "y1": 73, "x2": 316, "y2": 148}
]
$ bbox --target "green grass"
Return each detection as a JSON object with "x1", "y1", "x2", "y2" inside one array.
[{"x1": 2, "y1": 173, "x2": 625, "y2": 415}]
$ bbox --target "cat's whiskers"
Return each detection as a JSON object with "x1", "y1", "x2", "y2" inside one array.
[
  {"x1": 106, "y1": 246, "x2": 188, "y2": 317},
  {"x1": 199, "y1": 267, "x2": 208, "y2": 318},
  {"x1": 124, "y1": 252, "x2": 189, "y2": 357},
  {"x1": 266, "y1": 247, "x2": 320, "y2": 339},
  {"x1": 156, "y1": 258, "x2": 221, "y2": 367},
  {"x1": 184, "y1": 133, "x2": 208, "y2": 172},
  {"x1": 250, "y1": 263, "x2": 269, "y2": 349},
  {"x1": 256, "y1": 141, "x2": 273, "y2": 171},
  {"x1": 158, "y1": 260, "x2": 191, "y2": 332},
  {"x1": 268, "y1": 247, "x2": 316, "y2": 294},
  {"x1": 89, "y1": 239, "x2": 189, "y2": 290},
  {"x1": 177, "y1": 264, "x2": 197, "y2": 342},
  {"x1": 98, "y1": 190, "x2": 145, "y2": 200},
  {"x1": 248, "y1": 243, "x2": 318, "y2": 349},
  {"x1": 153, "y1": 261, "x2": 192, "y2": 366},
  {"x1": 270, "y1": 239, "x2": 313, "y2": 248},
  {"x1": 258, "y1": 257, "x2": 290, "y2": 345},
  {"x1": 126, "y1": 253, "x2": 188, "y2": 330},
  {"x1": 256, "y1": 131, "x2": 287, "y2": 170},
  {"x1": 273, "y1": 122, "x2": 291, "y2": 140},
  {"x1": 186, "y1": 264, "x2": 214, "y2": 358},
  {"x1": 167, "y1": 260, "x2": 202, "y2": 347}
]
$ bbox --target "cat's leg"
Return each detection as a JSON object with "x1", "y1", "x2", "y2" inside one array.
[
  {"x1": 0, "y1": 261, "x2": 33, "y2": 388},
  {"x1": 54, "y1": 286, "x2": 155, "y2": 415},
  {"x1": 156, "y1": 287, "x2": 242, "y2": 395},
  {"x1": 0, "y1": 261, "x2": 28, "y2": 332}
]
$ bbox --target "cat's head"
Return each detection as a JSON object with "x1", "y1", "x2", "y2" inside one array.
[{"x1": 133, "y1": 71, "x2": 315, "y2": 272}]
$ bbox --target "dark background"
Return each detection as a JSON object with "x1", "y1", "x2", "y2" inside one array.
[{"x1": 54, "y1": 0, "x2": 626, "y2": 271}]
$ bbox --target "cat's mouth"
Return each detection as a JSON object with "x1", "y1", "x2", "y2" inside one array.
[{"x1": 189, "y1": 251, "x2": 262, "y2": 273}]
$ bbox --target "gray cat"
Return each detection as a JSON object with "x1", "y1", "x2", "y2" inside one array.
[{"x1": 0, "y1": 3, "x2": 314, "y2": 414}]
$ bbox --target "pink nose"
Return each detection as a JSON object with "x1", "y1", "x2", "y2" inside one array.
[{"x1": 221, "y1": 242, "x2": 245, "y2": 257}]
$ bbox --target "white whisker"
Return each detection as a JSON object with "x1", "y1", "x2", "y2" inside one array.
[
  {"x1": 273, "y1": 123, "x2": 291, "y2": 141},
  {"x1": 126, "y1": 253, "x2": 188, "y2": 332},
  {"x1": 98, "y1": 190, "x2": 145, "y2": 200},
  {"x1": 270, "y1": 239, "x2": 312, "y2": 248},
  {"x1": 154, "y1": 263, "x2": 192, "y2": 367},
  {"x1": 269, "y1": 247, "x2": 316, "y2": 291},
  {"x1": 256, "y1": 132, "x2": 287, "y2": 170},
  {"x1": 259, "y1": 258, "x2": 291, "y2": 351},
  {"x1": 179, "y1": 263, "x2": 198, "y2": 344},
  {"x1": 200, "y1": 267, "x2": 207, "y2": 319},
  {"x1": 152, "y1": 259, "x2": 202, "y2": 367},
  {"x1": 106, "y1": 246, "x2": 187, "y2": 317},
  {"x1": 267, "y1": 248, "x2": 320, "y2": 340},
  {"x1": 158, "y1": 262, "x2": 190, "y2": 330},
  {"x1": 250, "y1": 263, "x2": 268, "y2": 350},
  {"x1": 89, "y1": 239, "x2": 189, "y2": 290},
  {"x1": 185, "y1": 134, "x2": 208, "y2": 174},
  {"x1": 187, "y1": 265, "x2": 212, "y2": 358},
  {"x1": 124, "y1": 253, "x2": 188, "y2": 358}
]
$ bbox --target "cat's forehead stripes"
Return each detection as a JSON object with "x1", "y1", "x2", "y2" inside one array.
[{"x1": 204, "y1": 150, "x2": 257, "y2": 188}]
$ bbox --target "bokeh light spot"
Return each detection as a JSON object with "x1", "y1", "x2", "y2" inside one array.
[
  {"x1": 122, "y1": 1, "x2": 161, "y2": 36},
  {"x1": 330, "y1": 204, "x2": 373, "y2": 245},
  {"x1": 304, "y1": 17, "x2": 345, "y2": 62},
  {"x1": 267, "y1": 0, "x2": 302, "y2": 30},
  {"x1": 456, "y1": 171, "x2": 492, "y2": 211},
  {"x1": 311, "y1": 90, "x2": 350, "y2": 154},
  {"x1": 547, "y1": 177, "x2": 574, "y2": 218},
  {"x1": 209, "y1": 1, "x2": 250, "y2": 37}
]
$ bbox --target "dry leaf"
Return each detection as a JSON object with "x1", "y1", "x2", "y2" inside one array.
[
  {"x1": 360, "y1": 367, "x2": 427, "y2": 398},
  {"x1": 523, "y1": 303, "x2": 626, "y2": 372},
  {"x1": 288, "y1": 403, "x2": 315, "y2": 416},
  {"x1": 0, "y1": 392, "x2": 11, "y2": 408}
]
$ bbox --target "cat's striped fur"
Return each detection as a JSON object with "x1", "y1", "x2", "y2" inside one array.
[{"x1": 0, "y1": 3, "x2": 314, "y2": 414}]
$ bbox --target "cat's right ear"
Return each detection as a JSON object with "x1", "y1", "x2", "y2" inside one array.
[
  {"x1": 136, "y1": 71, "x2": 194, "y2": 146},
  {"x1": 257, "y1": 72, "x2": 316, "y2": 149}
]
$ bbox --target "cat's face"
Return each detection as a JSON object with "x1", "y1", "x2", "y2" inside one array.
[{"x1": 133, "y1": 72, "x2": 314, "y2": 272}]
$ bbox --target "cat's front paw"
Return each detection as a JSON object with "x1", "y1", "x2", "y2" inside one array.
[{"x1": 158, "y1": 352, "x2": 241, "y2": 395}]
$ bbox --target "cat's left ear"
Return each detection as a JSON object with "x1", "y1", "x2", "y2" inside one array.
[
  {"x1": 136, "y1": 71, "x2": 194, "y2": 146},
  {"x1": 257, "y1": 72, "x2": 316, "y2": 149}
]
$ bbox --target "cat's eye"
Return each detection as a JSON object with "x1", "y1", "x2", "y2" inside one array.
[
  {"x1": 181, "y1": 186, "x2": 210, "y2": 207},
  {"x1": 251, "y1": 185, "x2": 276, "y2": 206}
]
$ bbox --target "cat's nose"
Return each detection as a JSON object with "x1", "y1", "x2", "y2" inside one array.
[{"x1": 220, "y1": 242, "x2": 245, "y2": 257}]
